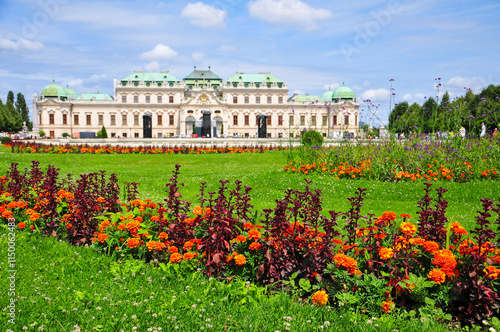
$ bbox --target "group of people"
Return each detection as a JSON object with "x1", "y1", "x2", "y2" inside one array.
[{"x1": 453, "y1": 122, "x2": 498, "y2": 139}]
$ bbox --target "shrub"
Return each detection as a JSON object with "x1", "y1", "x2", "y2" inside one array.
[
  {"x1": 301, "y1": 130, "x2": 324, "y2": 147},
  {"x1": 62, "y1": 132, "x2": 70, "y2": 138},
  {"x1": 1, "y1": 136, "x2": 12, "y2": 144},
  {"x1": 39, "y1": 130, "x2": 45, "y2": 137}
]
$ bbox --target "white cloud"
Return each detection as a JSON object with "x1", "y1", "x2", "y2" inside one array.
[
  {"x1": 140, "y1": 44, "x2": 178, "y2": 61},
  {"x1": 219, "y1": 44, "x2": 236, "y2": 52},
  {"x1": 192, "y1": 52, "x2": 205, "y2": 62},
  {"x1": 181, "y1": 2, "x2": 227, "y2": 29},
  {"x1": 145, "y1": 61, "x2": 160, "y2": 72},
  {"x1": 248, "y1": 0, "x2": 332, "y2": 31},
  {"x1": 0, "y1": 37, "x2": 44, "y2": 51},
  {"x1": 445, "y1": 76, "x2": 489, "y2": 92},
  {"x1": 360, "y1": 88, "x2": 390, "y2": 102},
  {"x1": 402, "y1": 93, "x2": 427, "y2": 103}
]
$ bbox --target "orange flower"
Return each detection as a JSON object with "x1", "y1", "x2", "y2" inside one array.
[
  {"x1": 183, "y1": 218, "x2": 194, "y2": 225},
  {"x1": 423, "y1": 241, "x2": 440, "y2": 254},
  {"x1": 333, "y1": 253, "x2": 358, "y2": 275},
  {"x1": 311, "y1": 290, "x2": 328, "y2": 306},
  {"x1": 126, "y1": 220, "x2": 141, "y2": 233},
  {"x1": 428, "y1": 269, "x2": 446, "y2": 284},
  {"x1": 158, "y1": 232, "x2": 168, "y2": 240},
  {"x1": 151, "y1": 215, "x2": 160, "y2": 222},
  {"x1": 399, "y1": 213, "x2": 411, "y2": 219},
  {"x1": 126, "y1": 238, "x2": 140, "y2": 248},
  {"x1": 193, "y1": 206, "x2": 203, "y2": 216},
  {"x1": 97, "y1": 233, "x2": 108, "y2": 243},
  {"x1": 146, "y1": 240, "x2": 158, "y2": 251},
  {"x1": 400, "y1": 222, "x2": 417, "y2": 236},
  {"x1": 484, "y1": 266, "x2": 500, "y2": 279},
  {"x1": 235, "y1": 235, "x2": 247, "y2": 242},
  {"x1": 183, "y1": 252, "x2": 198, "y2": 261},
  {"x1": 381, "y1": 300, "x2": 394, "y2": 313},
  {"x1": 170, "y1": 252, "x2": 182, "y2": 263},
  {"x1": 243, "y1": 222, "x2": 255, "y2": 229},
  {"x1": 234, "y1": 254, "x2": 246, "y2": 266},
  {"x1": 432, "y1": 249, "x2": 457, "y2": 279},
  {"x1": 247, "y1": 229, "x2": 261, "y2": 240},
  {"x1": 450, "y1": 222, "x2": 468, "y2": 236},
  {"x1": 382, "y1": 211, "x2": 396, "y2": 221},
  {"x1": 249, "y1": 242, "x2": 261, "y2": 250},
  {"x1": 17, "y1": 222, "x2": 26, "y2": 229},
  {"x1": 379, "y1": 247, "x2": 394, "y2": 261},
  {"x1": 168, "y1": 246, "x2": 179, "y2": 253}
]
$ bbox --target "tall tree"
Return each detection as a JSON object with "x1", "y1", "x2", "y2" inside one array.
[
  {"x1": 15, "y1": 93, "x2": 30, "y2": 126},
  {"x1": 7, "y1": 91, "x2": 14, "y2": 104},
  {"x1": 5, "y1": 100, "x2": 23, "y2": 133},
  {"x1": 0, "y1": 99, "x2": 5, "y2": 132}
]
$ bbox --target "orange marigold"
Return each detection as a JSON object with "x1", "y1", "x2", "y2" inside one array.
[
  {"x1": 126, "y1": 238, "x2": 140, "y2": 248},
  {"x1": 381, "y1": 300, "x2": 394, "y2": 313},
  {"x1": 243, "y1": 222, "x2": 255, "y2": 229},
  {"x1": 428, "y1": 269, "x2": 446, "y2": 284},
  {"x1": 450, "y1": 222, "x2": 468, "y2": 236},
  {"x1": 333, "y1": 253, "x2": 358, "y2": 275},
  {"x1": 432, "y1": 249, "x2": 457, "y2": 278},
  {"x1": 423, "y1": 240, "x2": 440, "y2": 253},
  {"x1": 400, "y1": 222, "x2": 417, "y2": 236},
  {"x1": 249, "y1": 242, "x2": 261, "y2": 250},
  {"x1": 484, "y1": 266, "x2": 500, "y2": 280},
  {"x1": 399, "y1": 213, "x2": 411, "y2": 219},
  {"x1": 17, "y1": 222, "x2": 26, "y2": 229},
  {"x1": 97, "y1": 233, "x2": 108, "y2": 243},
  {"x1": 234, "y1": 254, "x2": 246, "y2": 266},
  {"x1": 146, "y1": 241, "x2": 158, "y2": 251},
  {"x1": 170, "y1": 252, "x2": 182, "y2": 263},
  {"x1": 382, "y1": 211, "x2": 396, "y2": 221},
  {"x1": 193, "y1": 206, "x2": 203, "y2": 216},
  {"x1": 168, "y1": 246, "x2": 179, "y2": 253},
  {"x1": 126, "y1": 220, "x2": 141, "y2": 233},
  {"x1": 158, "y1": 232, "x2": 168, "y2": 240},
  {"x1": 183, "y1": 241, "x2": 194, "y2": 251},
  {"x1": 311, "y1": 290, "x2": 328, "y2": 306},
  {"x1": 247, "y1": 229, "x2": 261, "y2": 240},
  {"x1": 183, "y1": 252, "x2": 198, "y2": 261},
  {"x1": 235, "y1": 235, "x2": 247, "y2": 242},
  {"x1": 379, "y1": 247, "x2": 394, "y2": 261}
]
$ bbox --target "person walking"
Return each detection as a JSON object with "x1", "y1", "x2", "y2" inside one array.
[{"x1": 480, "y1": 122, "x2": 486, "y2": 138}]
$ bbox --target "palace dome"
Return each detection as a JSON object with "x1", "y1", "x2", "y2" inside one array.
[
  {"x1": 41, "y1": 80, "x2": 68, "y2": 98},
  {"x1": 332, "y1": 83, "x2": 356, "y2": 101},
  {"x1": 321, "y1": 88, "x2": 334, "y2": 101},
  {"x1": 65, "y1": 85, "x2": 79, "y2": 99}
]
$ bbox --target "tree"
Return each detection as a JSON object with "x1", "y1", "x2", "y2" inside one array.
[
  {"x1": 15, "y1": 92, "x2": 31, "y2": 130},
  {"x1": 100, "y1": 126, "x2": 108, "y2": 138},
  {"x1": 5, "y1": 100, "x2": 23, "y2": 133},
  {"x1": 7, "y1": 91, "x2": 14, "y2": 104}
]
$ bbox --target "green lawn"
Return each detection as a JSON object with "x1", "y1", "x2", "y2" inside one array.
[{"x1": 1, "y1": 146, "x2": 498, "y2": 231}]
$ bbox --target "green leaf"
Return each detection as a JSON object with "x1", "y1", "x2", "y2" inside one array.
[
  {"x1": 299, "y1": 278, "x2": 311, "y2": 291},
  {"x1": 424, "y1": 297, "x2": 435, "y2": 306}
]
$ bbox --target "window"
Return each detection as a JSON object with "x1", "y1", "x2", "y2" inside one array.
[
  {"x1": 145, "y1": 95, "x2": 150, "y2": 103},
  {"x1": 322, "y1": 116, "x2": 327, "y2": 126},
  {"x1": 311, "y1": 115, "x2": 316, "y2": 126},
  {"x1": 50, "y1": 131, "x2": 55, "y2": 138},
  {"x1": 122, "y1": 95, "x2": 126, "y2": 103},
  {"x1": 134, "y1": 95, "x2": 138, "y2": 103},
  {"x1": 157, "y1": 95, "x2": 162, "y2": 103},
  {"x1": 157, "y1": 115, "x2": 162, "y2": 126},
  {"x1": 169, "y1": 115, "x2": 174, "y2": 126},
  {"x1": 278, "y1": 96, "x2": 283, "y2": 104},
  {"x1": 345, "y1": 115, "x2": 349, "y2": 125},
  {"x1": 233, "y1": 115, "x2": 238, "y2": 125},
  {"x1": 256, "y1": 96, "x2": 260, "y2": 104},
  {"x1": 146, "y1": 82, "x2": 150, "y2": 87},
  {"x1": 244, "y1": 96, "x2": 249, "y2": 104},
  {"x1": 122, "y1": 114, "x2": 127, "y2": 126},
  {"x1": 267, "y1": 116, "x2": 272, "y2": 126},
  {"x1": 289, "y1": 115, "x2": 294, "y2": 126},
  {"x1": 123, "y1": 132, "x2": 127, "y2": 138},
  {"x1": 74, "y1": 114, "x2": 79, "y2": 125},
  {"x1": 111, "y1": 114, "x2": 116, "y2": 126},
  {"x1": 233, "y1": 96, "x2": 238, "y2": 104},
  {"x1": 63, "y1": 114, "x2": 67, "y2": 125},
  {"x1": 39, "y1": 114, "x2": 42, "y2": 125},
  {"x1": 86, "y1": 114, "x2": 91, "y2": 126},
  {"x1": 134, "y1": 133, "x2": 139, "y2": 138},
  {"x1": 111, "y1": 133, "x2": 116, "y2": 138},
  {"x1": 333, "y1": 115, "x2": 337, "y2": 125},
  {"x1": 134, "y1": 114, "x2": 139, "y2": 126},
  {"x1": 49, "y1": 114, "x2": 54, "y2": 125},
  {"x1": 278, "y1": 115, "x2": 283, "y2": 126},
  {"x1": 355, "y1": 114, "x2": 358, "y2": 124},
  {"x1": 169, "y1": 96, "x2": 174, "y2": 103},
  {"x1": 158, "y1": 82, "x2": 162, "y2": 87},
  {"x1": 300, "y1": 115, "x2": 305, "y2": 126},
  {"x1": 98, "y1": 114, "x2": 103, "y2": 125},
  {"x1": 158, "y1": 133, "x2": 162, "y2": 138},
  {"x1": 267, "y1": 96, "x2": 272, "y2": 104},
  {"x1": 244, "y1": 115, "x2": 249, "y2": 126}
]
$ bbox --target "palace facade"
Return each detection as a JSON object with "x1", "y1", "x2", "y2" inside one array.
[{"x1": 33, "y1": 68, "x2": 360, "y2": 139}]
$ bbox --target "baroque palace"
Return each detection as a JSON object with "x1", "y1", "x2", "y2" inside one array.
[{"x1": 33, "y1": 67, "x2": 360, "y2": 139}]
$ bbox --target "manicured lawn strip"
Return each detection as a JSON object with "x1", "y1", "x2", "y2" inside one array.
[
  {"x1": 0, "y1": 146, "x2": 498, "y2": 231},
  {"x1": 0, "y1": 230, "x2": 457, "y2": 331}
]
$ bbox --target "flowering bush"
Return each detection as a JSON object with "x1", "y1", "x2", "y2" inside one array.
[{"x1": 1, "y1": 162, "x2": 500, "y2": 327}]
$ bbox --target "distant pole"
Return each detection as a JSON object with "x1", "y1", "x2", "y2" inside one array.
[{"x1": 389, "y1": 79, "x2": 394, "y2": 117}]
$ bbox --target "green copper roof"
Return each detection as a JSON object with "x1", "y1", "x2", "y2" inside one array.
[
  {"x1": 227, "y1": 72, "x2": 283, "y2": 84},
  {"x1": 332, "y1": 83, "x2": 356, "y2": 100},
  {"x1": 289, "y1": 94, "x2": 322, "y2": 103},
  {"x1": 65, "y1": 85, "x2": 79, "y2": 99},
  {"x1": 184, "y1": 67, "x2": 222, "y2": 81},
  {"x1": 79, "y1": 93, "x2": 114, "y2": 101},
  {"x1": 321, "y1": 89, "x2": 334, "y2": 101},
  {"x1": 41, "y1": 80, "x2": 68, "y2": 98},
  {"x1": 121, "y1": 71, "x2": 178, "y2": 82}
]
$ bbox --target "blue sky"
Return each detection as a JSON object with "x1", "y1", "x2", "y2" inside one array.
[{"x1": 1, "y1": 0, "x2": 499, "y2": 124}]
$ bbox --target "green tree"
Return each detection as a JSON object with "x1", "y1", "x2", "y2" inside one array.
[
  {"x1": 388, "y1": 101, "x2": 408, "y2": 132},
  {"x1": 100, "y1": 126, "x2": 108, "y2": 138},
  {"x1": 15, "y1": 92, "x2": 31, "y2": 130},
  {"x1": 7, "y1": 91, "x2": 14, "y2": 104},
  {"x1": 5, "y1": 100, "x2": 23, "y2": 133}
]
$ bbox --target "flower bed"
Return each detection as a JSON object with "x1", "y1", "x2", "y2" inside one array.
[
  {"x1": 7, "y1": 142, "x2": 284, "y2": 154},
  {"x1": 284, "y1": 136, "x2": 500, "y2": 182},
  {"x1": 1, "y1": 161, "x2": 500, "y2": 327}
]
